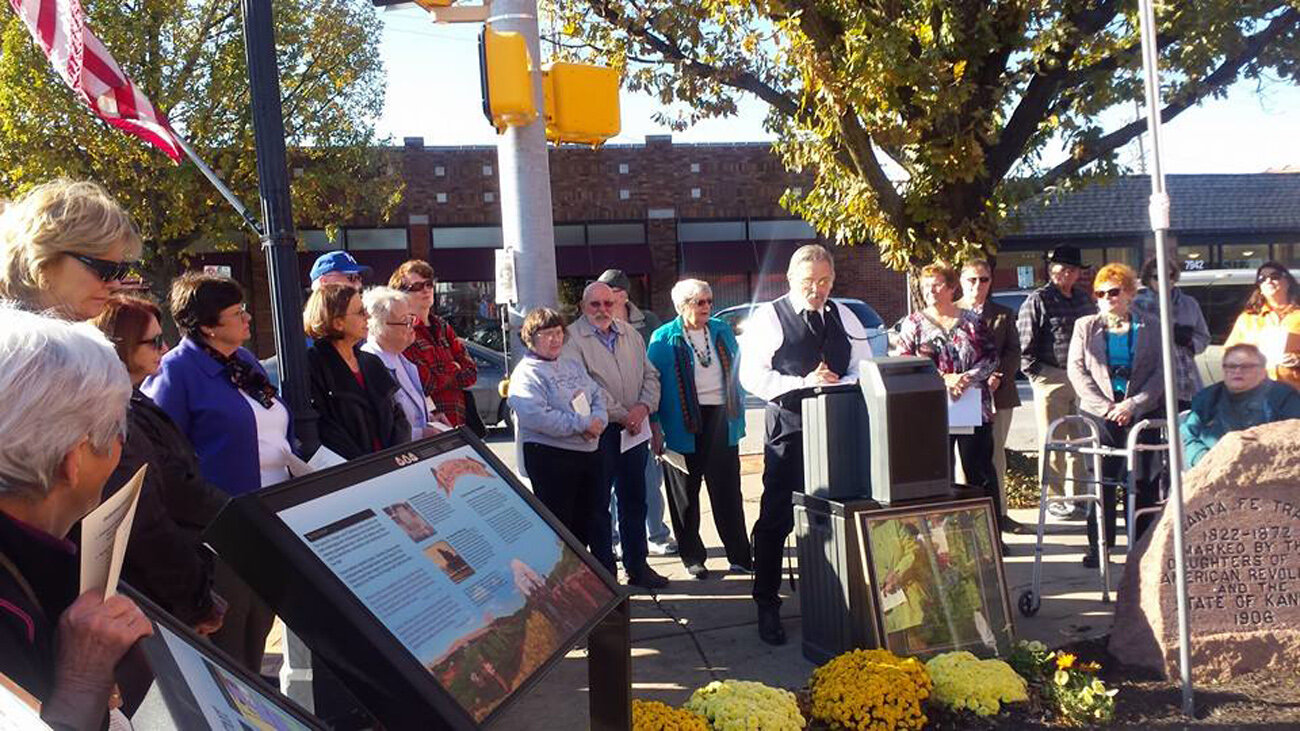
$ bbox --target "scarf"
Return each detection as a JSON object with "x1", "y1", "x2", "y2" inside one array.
[
  {"x1": 197, "y1": 339, "x2": 278, "y2": 409},
  {"x1": 672, "y1": 323, "x2": 741, "y2": 434}
]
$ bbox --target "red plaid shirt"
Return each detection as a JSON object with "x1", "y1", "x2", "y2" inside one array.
[{"x1": 404, "y1": 316, "x2": 478, "y2": 426}]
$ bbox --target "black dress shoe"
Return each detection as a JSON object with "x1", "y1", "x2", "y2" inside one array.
[
  {"x1": 1081, "y1": 550, "x2": 1100, "y2": 569},
  {"x1": 1000, "y1": 517, "x2": 1033, "y2": 535},
  {"x1": 686, "y1": 563, "x2": 709, "y2": 580},
  {"x1": 627, "y1": 567, "x2": 670, "y2": 590},
  {"x1": 757, "y1": 606, "x2": 786, "y2": 646}
]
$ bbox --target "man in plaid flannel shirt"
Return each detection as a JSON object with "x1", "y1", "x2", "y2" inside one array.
[
  {"x1": 1017, "y1": 246, "x2": 1096, "y2": 519},
  {"x1": 391, "y1": 260, "x2": 478, "y2": 427}
]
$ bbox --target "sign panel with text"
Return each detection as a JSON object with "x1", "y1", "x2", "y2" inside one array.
[{"x1": 206, "y1": 430, "x2": 622, "y2": 729}]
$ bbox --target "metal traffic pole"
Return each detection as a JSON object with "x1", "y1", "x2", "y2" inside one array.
[
  {"x1": 1136, "y1": 0, "x2": 1195, "y2": 715},
  {"x1": 489, "y1": 0, "x2": 559, "y2": 365}
]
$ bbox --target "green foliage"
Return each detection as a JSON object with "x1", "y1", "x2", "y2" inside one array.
[
  {"x1": 1009, "y1": 640, "x2": 1118, "y2": 726},
  {"x1": 548, "y1": 0, "x2": 1300, "y2": 268},
  {"x1": 0, "y1": 0, "x2": 402, "y2": 299}
]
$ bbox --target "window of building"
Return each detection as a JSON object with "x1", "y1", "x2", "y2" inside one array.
[
  {"x1": 1104, "y1": 245, "x2": 1139, "y2": 270},
  {"x1": 993, "y1": 250, "x2": 1046, "y2": 290},
  {"x1": 690, "y1": 188, "x2": 701, "y2": 199},
  {"x1": 690, "y1": 162, "x2": 701, "y2": 173},
  {"x1": 435, "y1": 192, "x2": 448, "y2": 204},
  {"x1": 587, "y1": 222, "x2": 645, "y2": 245},
  {"x1": 300, "y1": 229, "x2": 341, "y2": 252},
  {"x1": 1178, "y1": 244, "x2": 1211, "y2": 271},
  {"x1": 618, "y1": 163, "x2": 629, "y2": 174},
  {"x1": 619, "y1": 189, "x2": 630, "y2": 200},
  {"x1": 749, "y1": 219, "x2": 816, "y2": 241},
  {"x1": 1221, "y1": 243, "x2": 1268, "y2": 270},
  {"x1": 484, "y1": 192, "x2": 496, "y2": 203},
  {"x1": 1275, "y1": 243, "x2": 1298, "y2": 265},
  {"x1": 678, "y1": 220, "x2": 745, "y2": 242},
  {"x1": 482, "y1": 164, "x2": 493, "y2": 176},
  {"x1": 345, "y1": 228, "x2": 407, "y2": 251},
  {"x1": 554, "y1": 224, "x2": 586, "y2": 247},
  {"x1": 1079, "y1": 247, "x2": 1106, "y2": 272},
  {"x1": 434, "y1": 165, "x2": 446, "y2": 177},
  {"x1": 432, "y1": 226, "x2": 503, "y2": 249}
]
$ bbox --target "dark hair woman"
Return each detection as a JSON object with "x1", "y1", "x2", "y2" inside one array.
[
  {"x1": 143, "y1": 271, "x2": 293, "y2": 672},
  {"x1": 1226, "y1": 261, "x2": 1300, "y2": 390},
  {"x1": 304, "y1": 283, "x2": 410, "y2": 459}
]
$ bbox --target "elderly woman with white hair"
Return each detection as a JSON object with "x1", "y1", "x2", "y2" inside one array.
[
  {"x1": 361, "y1": 286, "x2": 449, "y2": 440},
  {"x1": 0, "y1": 179, "x2": 142, "y2": 320},
  {"x1": 646, "y1": 279, "x2": 751, "y2": 579},
  {"x1": 0, "y1": 307, "x2": 153, "y2": 728}
]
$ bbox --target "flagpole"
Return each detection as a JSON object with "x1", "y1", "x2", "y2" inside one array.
[
  {"x1": 1137, "y1": 0, "x2": 1194, "y2": 715},
  {"x1": 173, "y1": 134, "x2": 264, "y2": 237}
]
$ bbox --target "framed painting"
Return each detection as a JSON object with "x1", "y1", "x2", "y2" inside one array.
[{"x1": 854, "y1": 498, "x2": 1014, "y2": 659}]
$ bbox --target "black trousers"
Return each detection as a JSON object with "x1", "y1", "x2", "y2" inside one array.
[
  {"x1": 662, "y1": 405, "x2": 752, "y2": 568},
  {"x1": 210, "y1": 558, "x2": 276, "y2": 675},
  {"x1": 753, "y1": 403, "x2": 803, "y2": 608},
  {"x1": 951, "y1": 423, "x2": 1002, "y2": 519},
  {"x1": 523, "y1": 442, "x2": 604, "y2": 563},
  {"x1": 1081, "y1": 410, "x2": 1162, "y2": 551}
]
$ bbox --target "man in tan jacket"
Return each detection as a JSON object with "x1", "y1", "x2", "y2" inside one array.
[{"x1": 563, "y1": 282, "x2": 669, "y2": 590}]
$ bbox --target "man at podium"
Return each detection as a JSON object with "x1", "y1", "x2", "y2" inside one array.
[{"x1": 738, "y1": 245, "x2": 875, "y2": 645}]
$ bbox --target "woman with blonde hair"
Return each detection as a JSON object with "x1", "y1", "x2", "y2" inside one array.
[
  {"x1": 1067, "y1": 263, "x2": 1164, "y2": 566},
  {"x1": 0, "y1": 179, "x2": 141, "y2": 320},
  {"x1": 1225, "y1": 261, "x2": 1300, "y2": 390}
]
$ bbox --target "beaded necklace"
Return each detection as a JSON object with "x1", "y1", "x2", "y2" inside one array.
[{"x1": 686, "y1": 326, "x2": 713, "y2": 367}]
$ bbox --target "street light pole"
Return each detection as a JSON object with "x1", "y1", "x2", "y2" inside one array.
[
  {"x1": 241, "y1": 0, "x2": 317, "y2": 451},
  {"x1": 489, "y1": 0, "x2": 558, "y2": 361}
]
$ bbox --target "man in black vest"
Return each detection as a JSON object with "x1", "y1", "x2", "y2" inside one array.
[{"x1": 739, "y1": 244, "x2": 875, "y2": 645}]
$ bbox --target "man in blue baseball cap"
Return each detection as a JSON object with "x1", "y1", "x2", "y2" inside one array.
[{"x1": 309, "y1": 251, "x2": 372, "y2": 289}]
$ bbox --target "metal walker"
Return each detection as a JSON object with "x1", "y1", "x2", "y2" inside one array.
[{"x1": 1018, "y1": 415, "x2": 1170, "y2": 617}]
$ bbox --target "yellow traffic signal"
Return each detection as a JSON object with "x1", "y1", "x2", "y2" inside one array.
[
  {"x1": 542, "y1": 62, "x2": 621, "y2": 146},
  {"x1": 478, "y1": 27, "x2": 537, "y2": 131},
  {"x1": 412, "y1": 0, "x2": 455, "y2": 7}
]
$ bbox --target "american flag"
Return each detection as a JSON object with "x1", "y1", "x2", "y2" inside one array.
[{"x1": 8, "y1": 0, "x2": 184, "y2": 162}]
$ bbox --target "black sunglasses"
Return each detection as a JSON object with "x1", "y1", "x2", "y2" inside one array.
[
  {"x1": 68, "y1": 253, "x2": 134, "y2": 282},
  {"x1": 1257, "y1": 272, "x2": 1285, "y2": 285},
  {"x1": 963, "y1": 276, "x2": 991, "y2": 283},
  {"x1": 139, "y1": 334, "x2": 166, "y2": 349},
  {"x1": 1094, "y1": 287, "x2": 1123, "y2": 299},
  {"x1": 399, "y1": 280, "x2": 435, "y2": 293}
]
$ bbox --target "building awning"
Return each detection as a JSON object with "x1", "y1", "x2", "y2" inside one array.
[{"x1": 679, "y1": 241, "x2": 803, "y2": 274}]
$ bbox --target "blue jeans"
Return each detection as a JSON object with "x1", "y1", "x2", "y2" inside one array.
[
  {"x1": 596, "y1": 427, "x2": 650, "y2": 575},
  {"x1": 611, "y1": 454, "x2": 673, "y2": 546}
]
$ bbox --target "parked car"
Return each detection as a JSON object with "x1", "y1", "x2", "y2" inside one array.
[
  {"x1": 260, "y1": 338, "x2": 511, "y2": 431},
  {"x1": 715, "y1": 297, "x2": 890, "y2": 355}
]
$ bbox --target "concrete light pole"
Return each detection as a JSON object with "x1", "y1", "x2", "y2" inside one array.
[{"x1": 489, "y1": 0, "x2": 558, "y2": 360}]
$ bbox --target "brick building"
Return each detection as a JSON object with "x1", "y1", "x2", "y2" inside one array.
[{"x1": 218, "y1": 135, "x2": 907, "y2": 356}]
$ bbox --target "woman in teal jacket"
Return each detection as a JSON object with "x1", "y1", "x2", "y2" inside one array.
[
  {"x1": 1181, "y1": 343, "x2": 1300, "y2": 468},
  {"x1": 647, "y1": 279, "x2": 751, "y2": 579}
]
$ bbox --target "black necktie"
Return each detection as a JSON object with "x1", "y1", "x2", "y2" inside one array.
[{"x1": 807, "y1": 309, "x2": 825, "y2": 337}]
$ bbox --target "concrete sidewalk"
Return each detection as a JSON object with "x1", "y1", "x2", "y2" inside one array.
[{"x1": 487, "y1": 451, "x2": 1127, "y2": 730}]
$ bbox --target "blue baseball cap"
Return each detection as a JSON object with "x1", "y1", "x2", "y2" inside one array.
[{"x1": 309, "y1": 251, "x2": 372, "y2": 282}]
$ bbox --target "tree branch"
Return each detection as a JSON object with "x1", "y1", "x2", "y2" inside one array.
[{"x1": 1034, "y1": 5, "x2": 1300, "y2": 192}]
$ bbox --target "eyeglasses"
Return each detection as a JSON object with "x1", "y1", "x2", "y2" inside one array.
[
  {"x1": 1094, "y1": 287, "x2": 1123, "y2": 299},
  {"x1": 139, "y1": 334, "x2": 166, "y2": 349},
  {"x1": 68, "y1": 253, "x2": 134, "y2": 282},
  {"x1": 220, "y1": 303, "x2": 249, "y2": 320},
  {"x1": 588, "y1": 300, "x2": 616, "y2": 308},
  {"x1": 1257, "y1": 272, "x2": 1284, "y2": 285},
  {"x1": 386, "y1": 315, "x2": 417, "y2": 328},
  {"x1": 399, "y1": 280, "x2": 435, "y2": 293},
  {"x1": 963, "y1": 276, "x2": 991, "y2": 284},
  {"x1": 1223, "y1": 362, "x2": 1264, "y2": 372},
  {"x1": 691, "y1": 298, "x2": 713, "y2": 307}
]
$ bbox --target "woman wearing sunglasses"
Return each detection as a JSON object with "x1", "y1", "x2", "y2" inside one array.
[
  {"x1": 1066, "y1": 263, "x2": 1164, "y2": 568},
  {"x1": 0, "y1": 179, "x2": 140, "y2": 320},
  {"x1": 92, "y1": 295, "x2": 228, "y2": 637},
  {"x1": 388, "y1": 260, "x2": 480, "y2": 431},
  {"x1": 1226, "y1": 261, "x2": 1300, "y2": 391}
]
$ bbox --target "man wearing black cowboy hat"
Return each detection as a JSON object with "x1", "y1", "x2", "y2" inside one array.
[{"x1": 1016, "y1": 246, "x2": 1096, "y2": 520}]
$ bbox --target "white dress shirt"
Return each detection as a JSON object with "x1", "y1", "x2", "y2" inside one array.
[{"x1": 738, "y1": 294, "x2": 874, "y2": 403}]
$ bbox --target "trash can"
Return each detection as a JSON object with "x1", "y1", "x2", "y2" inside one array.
[{"x1": 793, "y1": 493, "x2": 881, "y2": 665}]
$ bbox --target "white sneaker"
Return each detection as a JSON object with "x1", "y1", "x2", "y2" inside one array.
[{"x1": 648, "y1": 539, "x2": 678, "y2": 557}]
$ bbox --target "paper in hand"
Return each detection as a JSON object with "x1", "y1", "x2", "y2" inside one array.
[
  {"x1": 660, "y1": 450, "x2": 688, "y2": 474},
  {"x1": 620, "y1": 426, "x2": 651, "y2": 453},
  {"x1": 571, "y1": 391, "x2": 591, "y2": 417},
  {"x1": 80, "y1": 464, "x2": 146, "y2": 597}
]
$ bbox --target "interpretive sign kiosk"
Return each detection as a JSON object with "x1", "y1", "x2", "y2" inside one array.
[
  {"x1": 205, "y1": 430, "x2": 629, "y2": 730},
  {"x1": 122, "y1": 586, "x2": 325, "y2": 730}
]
